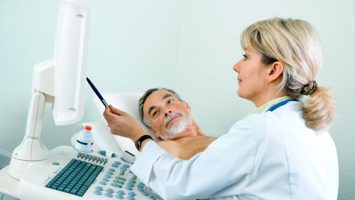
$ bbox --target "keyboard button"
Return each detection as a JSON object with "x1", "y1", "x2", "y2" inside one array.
[
  {"x1": 95, "y1": 186, "x2": 103, "y2": 191},
  {"x1": 100, "y1": 181, "x2": 107, "y2": 185},
  {"x1": 98, "y1": 150, "x2": 107, "y2": 156},
  {"x1": 106, "y1": 188, "x2": 114, "y2": 193},
  {"x1": 105, "y1": 192, "x2": 113, "y2": 198}
]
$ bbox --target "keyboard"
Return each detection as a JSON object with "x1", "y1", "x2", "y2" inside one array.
[
  {"x1": 16, "y1": 146, "x2": 162, "y2": 200},
  {"x1": 45, "y1": 156, "x2": 104, "y2": 196}
]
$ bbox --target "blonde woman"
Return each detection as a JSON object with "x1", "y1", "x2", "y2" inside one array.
[{"x1": 104, "y1": 18, "x2": 338, "y2": 199}]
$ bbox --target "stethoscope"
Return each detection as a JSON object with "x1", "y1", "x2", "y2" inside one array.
[{"x1": 266, "y1": 99, "x2": 298, "y2": 112}]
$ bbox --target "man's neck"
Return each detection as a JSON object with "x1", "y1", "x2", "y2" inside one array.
[{"x1": 171, "y1": 120, "x2": 203, "y2": 141}]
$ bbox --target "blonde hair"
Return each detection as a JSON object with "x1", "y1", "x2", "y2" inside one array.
[{"x1": 241, "y1": 17, "x2": 335, "y2": 130}]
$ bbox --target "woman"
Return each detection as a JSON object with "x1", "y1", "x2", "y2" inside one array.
[{"x1": 104, "y1": 17, "x2": 338, "y2": 199}]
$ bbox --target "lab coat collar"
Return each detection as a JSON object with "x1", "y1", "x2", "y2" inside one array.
[{"x1": 249, "y1": 96, "x2": 294, "y2": 115}]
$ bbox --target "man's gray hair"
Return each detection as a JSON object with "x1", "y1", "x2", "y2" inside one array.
[{"x1": 138, "y1": 88, "x2": 182, "y2": 127}]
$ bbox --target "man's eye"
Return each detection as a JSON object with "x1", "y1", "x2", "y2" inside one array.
[
  {"x1": 152, "y1": 111, "x2": 159, "y2": 118},
  {"x1": 167, "y1": 99, "x2": 174, "y2": 104}
]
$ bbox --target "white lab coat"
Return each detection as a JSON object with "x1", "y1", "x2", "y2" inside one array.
[{"x1": 131, "y1": 101, "x2": 338, "y2": 200}]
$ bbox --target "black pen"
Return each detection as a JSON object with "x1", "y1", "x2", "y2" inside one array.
[{"x1": 86, "y1": 77, "x2": 109, "y2": 108}]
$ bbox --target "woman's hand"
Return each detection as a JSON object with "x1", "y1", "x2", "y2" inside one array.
[{"x1": 158, "y1": 136, "x2": 215, "y2": 160}]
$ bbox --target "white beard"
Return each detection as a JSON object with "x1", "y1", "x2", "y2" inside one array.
[{"x1": 161, "y1": 115, "x2": 192, "y2": 140}]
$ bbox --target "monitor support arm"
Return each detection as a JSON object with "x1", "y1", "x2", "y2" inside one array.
[
  {"x1": 8, "y1": 60, "x2": 55, "y2": 180},
  {"x1": 7, "y1": 0, "x2": 89, "y2": 181}
]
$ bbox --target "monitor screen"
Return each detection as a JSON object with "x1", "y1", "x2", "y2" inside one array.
[{"x1": 53, "y1": 0, "x2": 90, "y2": 125}]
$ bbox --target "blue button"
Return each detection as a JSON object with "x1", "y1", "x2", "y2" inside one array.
[
  {"x1": 128, "y1": 191, "x2": 136, "y2": 196},
  {"x1": 106, "y1": 188, "x2": 114, "y2": 193},
  {"x1": 52, "y1": 161, "x2": 60, "y2": 166},
  {"x1": 117, "y1": 190, "x2": 125, "y2": 195},
  {"x1": 105, "y1": 192, "x2": 113, "y2": 198},
  {"x1": 95, "y1": 186, "x2": 103, "y2": 191},
  {"x1": 111, "y1": 183, "x2": 119, "y2": 188},
  {"x1": 77, "y1": 190, "x2": 86, "y2": 196},
  {"x1": 94, "y1": 191, "x2": 102, "y2": 195},
  {"x1": 115, "y1": 195, "x2": 124, "y2": 199},
  {"x1": 98, "y1": 150, "x2": 106, "y2": 156}
]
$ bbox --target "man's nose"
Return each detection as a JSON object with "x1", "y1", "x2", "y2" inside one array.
[{"x1": 165, "y1": 110, "x2": 172, "y2": 117}]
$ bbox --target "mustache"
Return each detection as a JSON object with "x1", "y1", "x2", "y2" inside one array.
[{"x1": 164, "y1": 112, "x2": 182, "y2": 128}]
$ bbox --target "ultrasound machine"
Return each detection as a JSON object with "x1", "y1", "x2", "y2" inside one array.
[{"x1": 0, "y1": 0, "x2": 161, "y2": 199}]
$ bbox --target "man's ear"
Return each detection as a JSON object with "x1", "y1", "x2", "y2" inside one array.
[
  {"x1": 267, "y1": 61, "x2": 284, "y2": 82},
  {"x1": 183, "y1": 101, "x2": 191, "y2": 112},
  {"x1": 148, "y1": 127, "x2": 161, "y2": 138}
]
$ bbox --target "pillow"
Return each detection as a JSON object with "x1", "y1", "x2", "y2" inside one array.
[
  {"x1": 92, "y1": 92, "x2": 144, "y2": 125},
  {"x1": 92, "y1": 92, "x2": 144, "y2": 156}
]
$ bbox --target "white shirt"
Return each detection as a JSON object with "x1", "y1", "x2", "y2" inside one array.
[{"x1": 131, "y1": 101, "x2": 339, "y2": 200}]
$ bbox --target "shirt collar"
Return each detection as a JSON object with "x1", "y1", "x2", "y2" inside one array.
[{"x1": 249, "y1": 96, "x2": 293, "y2": 115}]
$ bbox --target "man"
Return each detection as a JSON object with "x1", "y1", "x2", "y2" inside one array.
[{"x1": 104, "y1": 88, "x2": 214, "y2": 159}]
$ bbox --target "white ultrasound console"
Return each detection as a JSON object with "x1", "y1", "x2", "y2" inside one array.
[{"x1": 16, "y1": 146, "x2": 162, "y2": 200}]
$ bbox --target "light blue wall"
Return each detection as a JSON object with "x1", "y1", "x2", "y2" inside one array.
[{"x1": 1, "y1": 0, "x2": 354, "y2": 199}]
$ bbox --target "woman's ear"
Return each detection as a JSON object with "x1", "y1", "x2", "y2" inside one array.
[{"x1": 267, "y1": 61, "x2": 284, "y2": 82}]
